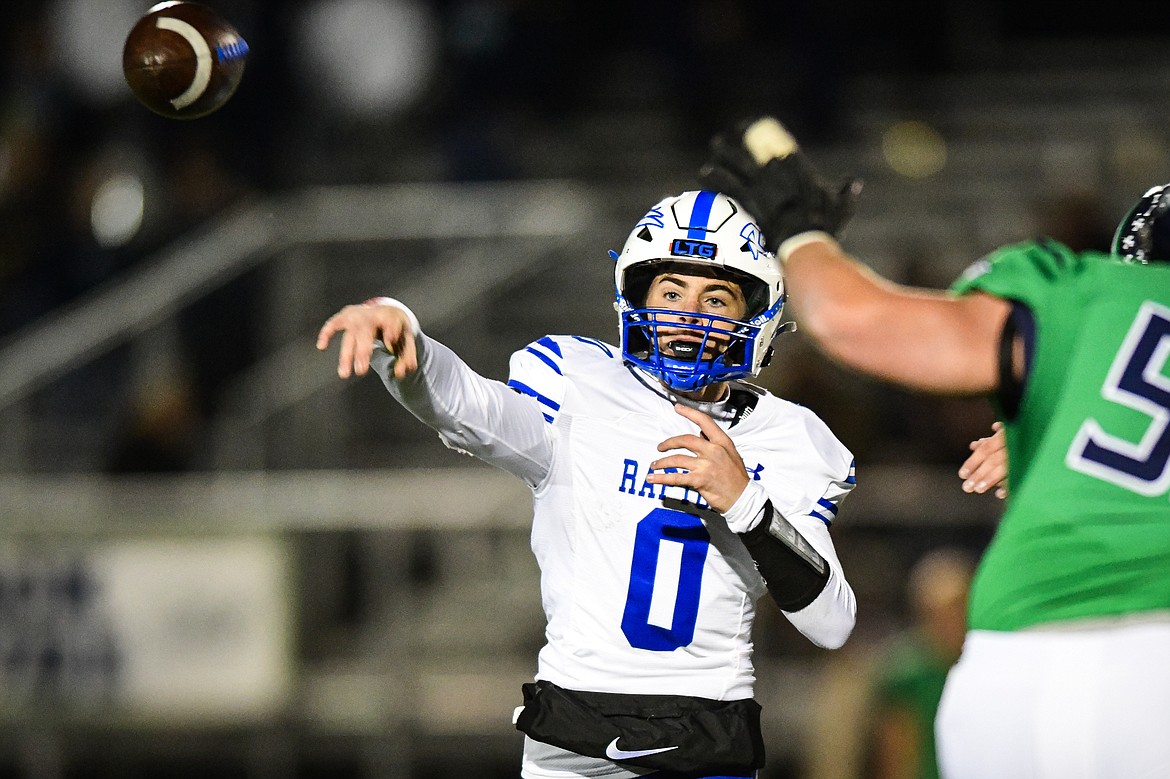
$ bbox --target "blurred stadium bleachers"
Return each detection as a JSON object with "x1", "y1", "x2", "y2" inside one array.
[{"x1": 3, "y1": 2, "x2": 1170, "y2": 777}]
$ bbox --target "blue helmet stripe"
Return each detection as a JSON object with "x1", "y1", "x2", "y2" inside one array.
[{"x1": 686, "y1": 190, "x2": 718, "y2": 239}]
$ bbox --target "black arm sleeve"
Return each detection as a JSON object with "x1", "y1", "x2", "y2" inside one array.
[
  {"x1": 996, "y1": 300, "x2": 1034, "y2": 420},
  {"x1": 738, "y1": 502, "x2": 830, "y2": 612}
]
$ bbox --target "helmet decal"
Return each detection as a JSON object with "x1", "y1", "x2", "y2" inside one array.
[
  {"x1": 748, "y1": 296, "x2": 785, "y2": 328},
  {"x1": 1113, "y1": 183, "x2": 1170, "y2": 264},
  {"x1": 670, "y1": 238, "x2": 718, "y2": 259},
  {"x1": 636, "y1": 204, "x2": 666, "y2": 233},
  {"x1": 739, "y1": 222, "x2": 766, "y2": 260}
]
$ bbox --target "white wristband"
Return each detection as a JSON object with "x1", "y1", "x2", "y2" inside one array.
[
  {"x1": 776, "y1": 230, "x2": 836, "y2": 264},
  {"x1": 722, "y1": 480, "x2": 771, "y2": 534}
]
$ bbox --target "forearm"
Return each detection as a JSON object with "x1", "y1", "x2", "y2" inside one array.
[
  {"x1": 698, "y1": 114, "x2": 1005, "y2": 394},
  {"x1": 784, "y1": 238, "x2": 1008, "y2": 395},
  {"x1": 781, "y1": 540, "x2": 855, "y2": 650},
  {"x1": 725, "y1": 484, "x2": 855, "y2": 649},
  {"x1": 371, "y1": 333, "x2": 552, "y2": 486}
]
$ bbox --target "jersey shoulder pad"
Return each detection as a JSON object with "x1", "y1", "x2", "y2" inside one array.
[
  {"x1": 750, "y1": 394, "x2": 856, "y2": 526},
  {"x1": 506, "y1": 335, "x2": 619, "y2": 424}
]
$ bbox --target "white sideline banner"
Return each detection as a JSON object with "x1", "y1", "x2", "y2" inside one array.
[
  {"x1": 0, "y1": 536, "x2": 293, "y2": 724},
  {"x1": 90, "y1": 536, "x2": 293, "y2": 723}
]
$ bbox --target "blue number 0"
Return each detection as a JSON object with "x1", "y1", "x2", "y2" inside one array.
[
  {"x1": 1067, "y1": 301, "x2": 1170, "y2": 496},
  {"x1": 621, "y1": 507, "x2": 710, "y2": 651}
]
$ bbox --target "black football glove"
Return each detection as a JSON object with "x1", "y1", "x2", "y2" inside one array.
[{"x1": 698, "y1": 117, "x2": 861, "y2": 255}]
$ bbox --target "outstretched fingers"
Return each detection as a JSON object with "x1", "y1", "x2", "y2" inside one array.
[
  {"x1": 959, "y1": 421, "x2": 1008, "y2": 498},
  {"x1": 315, "y1": 312, "x2": 344, "y2": 352},
  {"x1": 316, "y1": 303, "x2": 418, "y2": 380},
  {"x1": 315, "y1": 310, "x2": 365, "y2": 378}
]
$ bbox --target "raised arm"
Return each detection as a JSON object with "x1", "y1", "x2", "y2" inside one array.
[
  {"x1": 317, "y1": 298, "x2": 553, "y2": 486},
  {"x1": 782, "y1": 237, "x2": 1010, "y2": 394},
  {"x1": 700, "y1": 117, "x2": 1010, "y2": 396}
]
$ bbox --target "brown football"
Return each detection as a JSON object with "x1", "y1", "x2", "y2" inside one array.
[{"x1": 122, "y1": 1, "x2": 248, "y2": 119}]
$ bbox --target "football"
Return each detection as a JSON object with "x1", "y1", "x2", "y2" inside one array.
[{"x1": 122, "y1": 1, "x2": 249, "y2": 119}]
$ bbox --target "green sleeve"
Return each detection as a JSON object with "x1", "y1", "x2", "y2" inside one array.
[{"x1": 948, "y1": 239, "x2": 1095, "y2": 310}]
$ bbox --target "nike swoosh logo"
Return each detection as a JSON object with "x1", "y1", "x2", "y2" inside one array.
[{"x1": 605, "y1": 737, "x2": 679, "y2": 760}]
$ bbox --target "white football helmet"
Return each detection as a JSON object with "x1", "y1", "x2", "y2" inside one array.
[{"x1": 611, "y1": 190, "x2": 787, "y2": 392}]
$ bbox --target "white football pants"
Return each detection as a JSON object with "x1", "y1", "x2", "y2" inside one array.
[{"x1": 936, "y1": 618, "x2": 1170, "y2": 779}]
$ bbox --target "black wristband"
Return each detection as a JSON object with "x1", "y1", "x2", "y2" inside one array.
[{"x1": 739, "y1": 502, "x2": 830, "y2": 612}]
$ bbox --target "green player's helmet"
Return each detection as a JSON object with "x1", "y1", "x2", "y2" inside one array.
[{"x1": 1112, "y1": 183, "x2": 1170, "y2": 263}]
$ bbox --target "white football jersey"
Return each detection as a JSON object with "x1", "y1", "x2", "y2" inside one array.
[
  {"x1": 506, "y1": 334, "x2": 855, "y2": 703},
  {"x1": 372, "y1": 322, "x2": 856, "y2": 779}
]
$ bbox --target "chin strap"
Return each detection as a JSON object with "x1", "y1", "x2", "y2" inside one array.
[
  {"x1": 628, "y1": 364, "x2": 765, "y2": 426},
  {"x1": 626, "y1": 364, "x2": 741, "y2": 421},
  {"x1": 669, "y1": 387, "x2": 737, "y2": 421}
]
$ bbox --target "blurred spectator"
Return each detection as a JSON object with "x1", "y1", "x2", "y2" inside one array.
[
  {"x1": 105, "y1": 373, "x2": 200, "y2": 473},
  {"x1": 865, "y1": 548, "x2": 975, "y2": 779}
]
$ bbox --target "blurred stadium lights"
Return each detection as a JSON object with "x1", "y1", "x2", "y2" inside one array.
[
  {"x1": 79, "y1": 142, "x2": 160, "y2": 250},
  {"x1": 294, "y1": 0, "x2": 439, "y2": 119},
  {"x1": 47, "y1": 0, "x2": 143, "y2": 106},
  {"x1": 90, "y1": 172, "x2": 146, "y2": 249},
  {"x1": 881, "y1": 119, "x2": 948, "y2": 179}
]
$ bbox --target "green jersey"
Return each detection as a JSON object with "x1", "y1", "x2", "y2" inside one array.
[{"x1": 951, "y1": 240, "x2": 1170, "y2": 631}]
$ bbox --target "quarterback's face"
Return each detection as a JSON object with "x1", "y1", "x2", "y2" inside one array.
[{"x1": 644, "y1": 271, "x2": 747, "y2": 361}]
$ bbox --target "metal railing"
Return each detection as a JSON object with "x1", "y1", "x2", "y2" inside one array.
[{"x1": 0, "y1": 181, "x2": 605, "y2": 472}]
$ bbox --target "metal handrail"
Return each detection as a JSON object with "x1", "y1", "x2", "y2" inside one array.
[{"x1": 0, "y1": 180, "x2": 601, "y2": 413}]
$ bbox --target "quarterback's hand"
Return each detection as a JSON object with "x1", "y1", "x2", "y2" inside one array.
[
  {"x1": 317, "y1": 299, "x2": 418, "y2": 380},
  {"x1": 647, "y1": 403, "x2": 750, "y2": 514},
  {"x1": 959, "y1": 421, "x2": 1007, "y2": 499},
  {"x1": 698, "y1": 116, "x2": 861, "y2": 254}
]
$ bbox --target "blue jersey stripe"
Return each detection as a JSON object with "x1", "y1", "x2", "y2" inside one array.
[
  {"x1": 535, "y1": 336, "x2": 562, "y2": 357},
  {"x1": 809, "y1": 510, "x2": 833, "y2": 527},
  {"x1": 816, "y1": 497, "x2": 839, "y2": 516},
  {"x1": 525, "y1": 346, "x2": 563, "y2": 375},
  {"x1": 507, "y1": 379, "x2": 561, "y2": 411},
  {"x1": 686, "y1": 190, "x2": 718, "y2": 239},
  {"x1": 571, "y1": 336, "x2": 613, "y2": 357}
]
